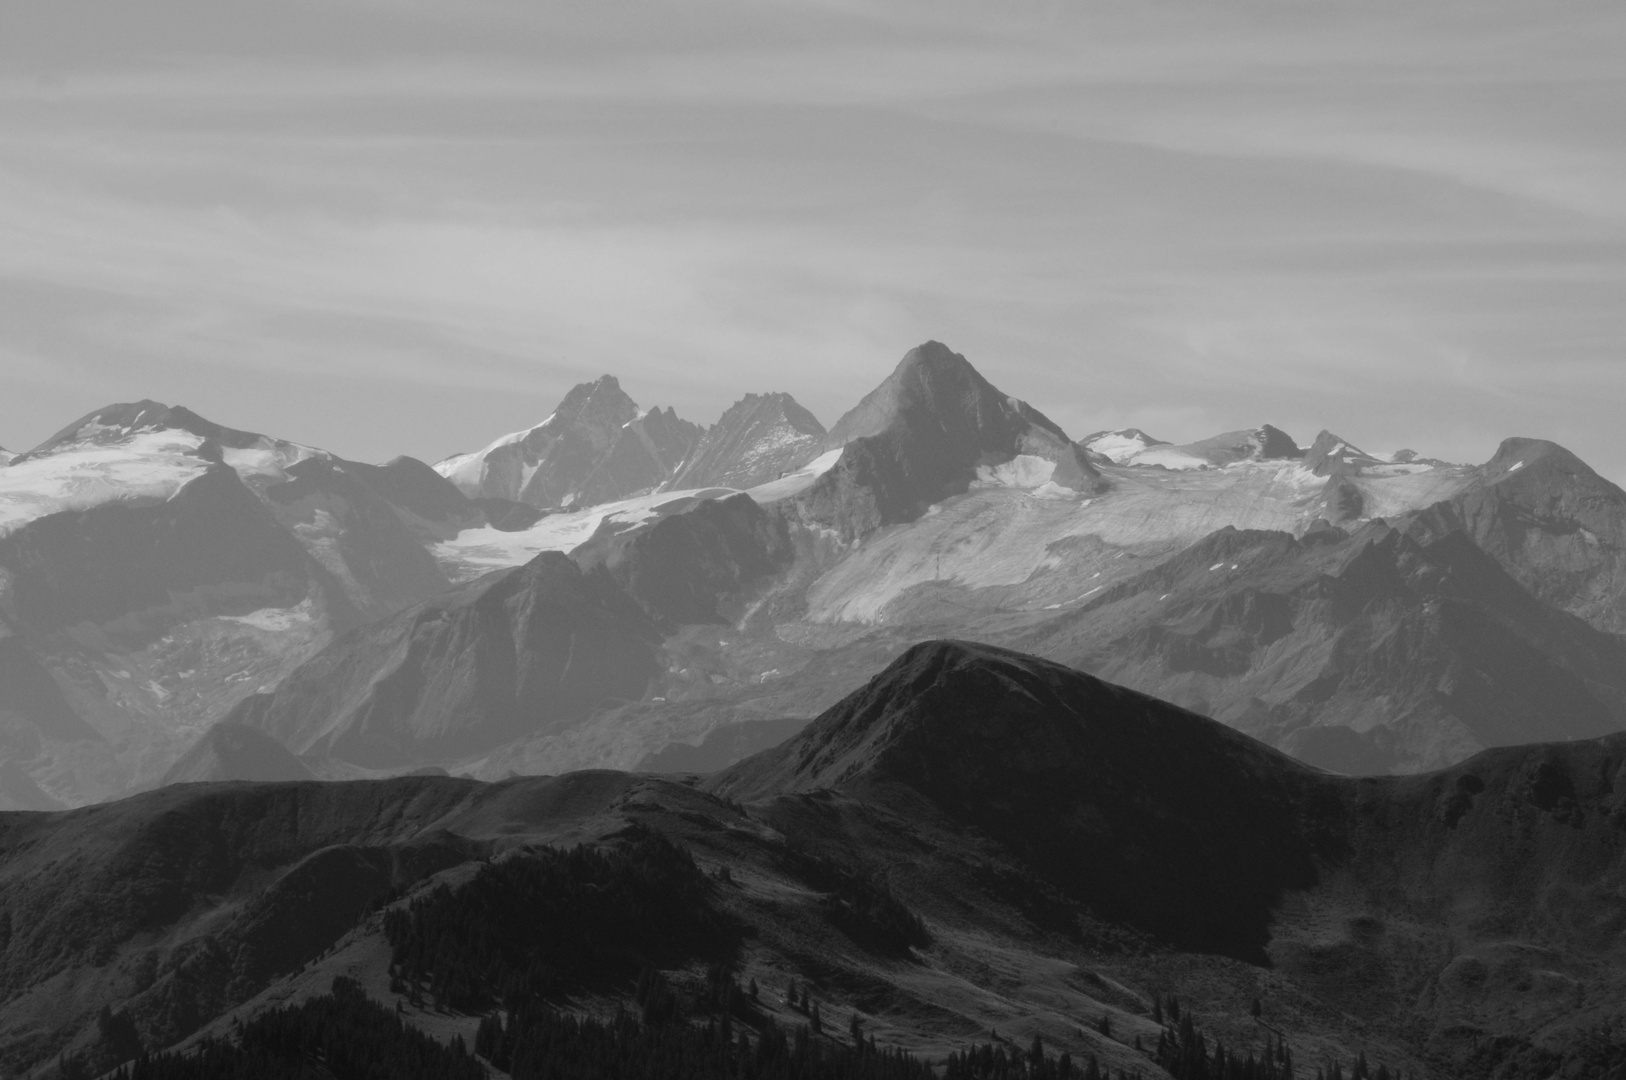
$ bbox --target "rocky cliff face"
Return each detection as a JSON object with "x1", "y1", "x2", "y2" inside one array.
[{"x1": 669, "y1": 392, "x2": 826, "y2": 490}]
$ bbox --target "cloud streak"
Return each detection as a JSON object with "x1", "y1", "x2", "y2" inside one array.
[{"x1": 0, "y1": 0, "x2": 1623, "y2": 479}]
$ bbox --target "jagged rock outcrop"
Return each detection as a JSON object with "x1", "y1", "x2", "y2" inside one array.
[
  {"x1": 435, "y1": 377, "x2": 702, "y2": 509},
  {"x1": 669, "y1": 392, "x2": 826, "y2": 490}
]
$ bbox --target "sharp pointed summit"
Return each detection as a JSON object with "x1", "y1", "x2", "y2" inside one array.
[
  {"x1": 436, "y1": 376, "x2": 702, "y2": 509},
  {"x1": 789, "y1": 342, "x2": 1104, "y2": 539},
  {"x1": 1302, "y1": 430, "x2": 1386, "y2": 476}
]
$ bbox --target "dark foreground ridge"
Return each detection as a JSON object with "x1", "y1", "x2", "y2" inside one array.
[
  {"x1": 714, "y1": 640, "x2": 1335, "y2": 962},
  {"x1": 9, "y1": 641, "x2": 1626, "y2": 1078}
]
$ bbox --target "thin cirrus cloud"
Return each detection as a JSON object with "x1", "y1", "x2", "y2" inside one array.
[{"x1": 0, "y1": 0, "x2": 1623, "y2": 480}]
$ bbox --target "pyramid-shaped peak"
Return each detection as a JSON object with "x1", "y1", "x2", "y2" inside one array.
[
  {"x1": 827, "y1": 341, "x2": 1069, "y2": 446},
  {"x1": 729, "y1": 392, "x2": 826, "y2": 436},
  {"x1": 553, "y1": 374, "x2": 639, "y2": 420},
  {"x1": 1302, "y1": 430, "x2": 1383, "y2": 476},
  {"x1": 714, "y1": 638, "x2": 1295, "y2": 800}
]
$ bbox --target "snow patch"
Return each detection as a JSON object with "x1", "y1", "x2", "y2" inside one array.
[
  {"x1": 1127, "y1": 447, "x2": 1210, "y2": 471},
  {"x1": 434, "y1": 486, "x2": 738, "y2": 581},
  {"x1": 745, "y1": 447, "x2": 845, "y2": 503},
  {"x1": 219, "y1": 598, "x2": 319, "y2": 633},
  {"x1": 221, "y1": 440, "x2": 320, "y2": 480},
  {"x1": 1507, "y1": 460, "x2": 1525, "y2": 473},
  {"x1": 975, "y1": 455, "x2": 1058, "y2": 490},
  {"x1": 0, "y1": 429, "x2": 212, "y2": 536},
  {"x1": 1086, "y1": 432, "x2": 1157, "y2": 464}
]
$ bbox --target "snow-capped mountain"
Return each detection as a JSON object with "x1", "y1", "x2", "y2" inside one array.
[
  {"x1": 12, "y1": 341, "x2": 1626, "y2": 804},
  {"x1": 667, "y1": 392, "x2": 826, "y2": 490},
  {"x1": 435, "y1": 376, "x2": 702, "y2": 509},
  {"x1": 0, "y1": 400, "x2": 501, "y2": 807},
  {"x1": 788, "y1": 341, "x2": 1106, "y2": 541}
]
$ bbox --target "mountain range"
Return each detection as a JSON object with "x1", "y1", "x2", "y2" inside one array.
[
  {"x1": 7, "y1": 337, "x2": 1626, "y2": 1077},
  {"x1": 3, "y1": 340, "x2": 1626, "y2": 808}
]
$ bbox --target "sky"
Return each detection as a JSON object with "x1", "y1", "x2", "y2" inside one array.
[{"x1": 1, "y1": 0, "x2": 1624, "y2": 480}]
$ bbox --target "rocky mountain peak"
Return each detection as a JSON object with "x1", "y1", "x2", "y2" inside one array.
[
  {"x1": 827, "y1": 340, "x2": 1069, "y2": 447},
  {"x1": 785, "y1": 343, "x2": 1105, "y2": 541},
  {"x1": 1302, "y1": 430, "x2": 1385, "y2": 476},
  {"x1": 668, "y1": 391, "x2": 827, "y2": 490},
  {"x1": 435, "y1": 375, "x2": 690, "y2": 508},
  {"x1": 551, "y1": 375, "x2": 639, "y2": 431},
  {"x1": 1256, "y1": 424, "x2": 1305, "y2": 459}
]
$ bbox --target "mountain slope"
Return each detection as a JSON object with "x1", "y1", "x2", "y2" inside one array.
[
  {"x1": 225, "y1": 551, "x2": 661, "y2": 769},
  {"x1": 1406, "y1": 437, "x2": 1626, "y2": 633},
  {"x1": 1016, "y1": 521, "x2": 1626, "y2": 773},
  {"x1": 714, "y1": 640, "x2": 1332, "y2": 962},
  {"x1": 12, "y1": 643, "x2": 1626, "y2": 1077},
  {"x1": 0, "y1": 402, "x2": 494, "y2": 806}
]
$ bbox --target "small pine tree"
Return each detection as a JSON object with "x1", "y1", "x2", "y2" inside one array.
[
  {"x1": 1167, "y1": 994, "x2": 1181, "y2": 1022},
  {"x1": 811, "y1": 1000, "x2": 822, "y2": 1035},
  {"x1": 1152, "y1": 997, "x2": 1164, "y2": 1025},
  {"x1": 1098, "y1": 1012, "x2": 1112, "y2": 1037},
  {"x1": 850, "y1": 1010, "x2": 864, "y2": 1047},
  {"x1": 1251, "y1": 996, "x2": 1263, "y2": 1019},
  {"x1": 749, "y1": 978, "x2": 759, "y2": 1001}
]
